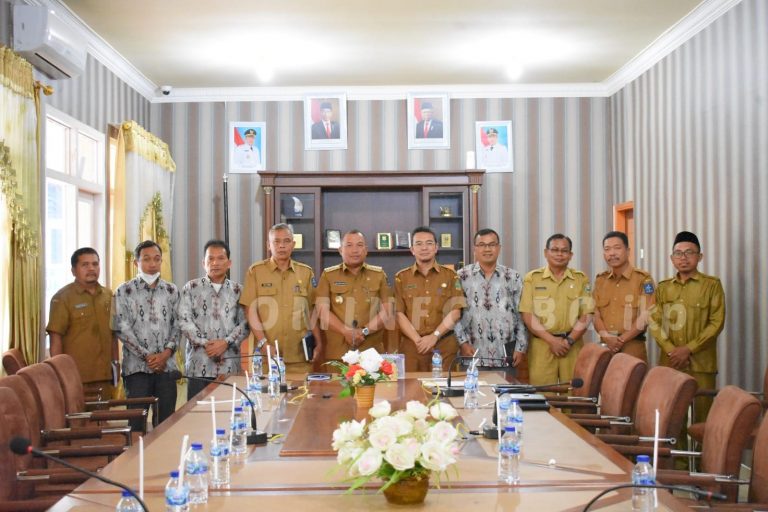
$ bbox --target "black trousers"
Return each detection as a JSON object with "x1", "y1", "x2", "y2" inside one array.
[{"x1": 124, "y1": 372, "x2": 177, "y2": 432}]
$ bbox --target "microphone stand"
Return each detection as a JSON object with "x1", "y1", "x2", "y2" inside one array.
[
  {"x1": 582, "y1": 483, "x2": 726, "y2": 511},
  {"x1": 10, "y1": 437, "x2": 149, "y2": 512},
  {"x1": 435, "y1": 355, "x2": 510, "y2": 397},
  {"x1": 183, "y1": 374, "x2": 268, "y2": 445}
]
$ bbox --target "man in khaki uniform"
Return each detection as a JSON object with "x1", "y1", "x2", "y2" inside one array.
[
  {"x1": 520, "y1": 234, "x2": 593, "y2": 386},
  {"x1": 47, "y1": 248, "x2": 118, "y2": 397},
  {"x1": 316, "y1": 230, "x2": 393, "y2": 362},
  {"x1": 395, "y1": 226, "x2": 466, "y2": 372},
  {"x1": 649, "y1": 231, "x2": 725, "y2": 423},
  {"x1": 593, "y1": 231, "x2": 655, "y2": 363},
  {"x1": 240, "y1": 223, "x2": 320, "y2": 374}
]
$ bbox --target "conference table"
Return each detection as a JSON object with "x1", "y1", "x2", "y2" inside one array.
[{"x1": 49, "y1": 373, "x2": 691, "y2": 511}]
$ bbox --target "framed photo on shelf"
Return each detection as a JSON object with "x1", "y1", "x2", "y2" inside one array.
[
  {"x1": 293, "y1": 233, "x2": 304, "y2": 249},
  {"x1": 229, "y1": 121, "x2": 266, "y2": 173},
  {"x1": 376, "y1": 233, "x2": 392, "y2": 250},
  {"x1": 475, "y1": 120, "x2": 513, "y2": 172},
  {"x1": 304, "y1": 94, "x2": 348, "y2": 150},
  {"x1": 326, "y1": 229, "x2": 342, "y2": 249},
  {"x1": 407, "y1": 93, "x2": 450, "y2": 150},
  {"x1": 440, "y1": 233, "x2": 452, "y2": 248},
  {"x1": 394, "y1": 231, "x2": 411, "y2": 249}
]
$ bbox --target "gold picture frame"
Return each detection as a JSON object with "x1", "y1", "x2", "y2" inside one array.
[
  {"x1": 440, "y1": 233, "x2": 452, "y2": 248},
  {"x1": 376, "y1": 233, "x2": 392, "y2": 250},
  {"x1": 293, "y1": 233, "x2": 303, "y2": 249}
]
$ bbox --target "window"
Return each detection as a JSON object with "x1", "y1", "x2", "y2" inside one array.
[{"x1": 44, "y1": 108, "x2": 106, "y2": 328}]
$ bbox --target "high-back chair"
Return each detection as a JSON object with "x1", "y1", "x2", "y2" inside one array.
[
  {"x1": 2, "y1": 348, "x2": 27, "y2": 375},
  {"x1": 656, "y1": 386, "x2": 762, "y2": 502},
  {"x1": 547, "y1": 343, "x2": 612, "y2": 410}
]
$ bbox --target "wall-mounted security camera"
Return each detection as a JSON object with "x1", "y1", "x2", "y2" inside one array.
[{"x1": 160, "y1": 85, "x2": 172, "y2": 96}]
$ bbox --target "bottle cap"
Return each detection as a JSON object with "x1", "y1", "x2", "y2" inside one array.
[
  {"x1": 235, "y1": 406, "x2": 243, "y2": 412},
  {"x1": 191, "y1": 443, "x2": 203, "y2": 450},
  {"x1": 170, "y1": 470, "x2": 179, "y2": 478},
  {"x1": 637, "y1": 455, "x2": 650, "y2": 463},
  {"x1": 121, "y1": 490, "x2": 132, "y2": 497},
  {"x1": 216, "y1": 428, "x2": 226, "y2": 435}
]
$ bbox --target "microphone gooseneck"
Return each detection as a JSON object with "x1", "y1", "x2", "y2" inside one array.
[
  {"x1": 582, "y1": 483, "x2": 726, "y2": 512},
  {"x1": 9, "y1": 437, "x2": 150, "y2": 512},
  {"x1": 437, "y1": 354, "x2": 511, "y2": 398}
]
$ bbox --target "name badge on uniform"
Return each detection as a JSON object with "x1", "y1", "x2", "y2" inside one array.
[
  {"x1": 535, "y1": 286, "x2": 547, "y2": 290},
  {"x1": 334, "y1": 281, "x2": 347, "y2": 286},
  {"x1": 405, "y1": 284, "x2": 418, "y2": 289},
  {"x1": 261, "y1": 283, "x2": 273, "y2": 288},
  {"x1": 74, "y1": 303, "x2": 88, "y2": 309}
]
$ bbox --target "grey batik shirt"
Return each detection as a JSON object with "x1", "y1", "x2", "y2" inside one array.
[
  {"x1": 178, "y1": 277, "x2": 250, "y2": 378},
  {"x1": 455, "y1": 263, "x2": 528, "y2": 366},
  {"x1": 113, "y1": 277, "x2": 181, "y2": 376}
]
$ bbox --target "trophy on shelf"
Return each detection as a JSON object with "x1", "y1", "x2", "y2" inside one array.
[
  {"x1": 292, "y1": 196, "x2": 304, "y2": 217},
  {"x1": 439, "y1": 206, "x2": 452, "y2": 217}
]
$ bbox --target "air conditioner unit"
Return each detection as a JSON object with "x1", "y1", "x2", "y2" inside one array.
[{"x1": 13, "y1": 5, "x2": 87, "y2": 79}]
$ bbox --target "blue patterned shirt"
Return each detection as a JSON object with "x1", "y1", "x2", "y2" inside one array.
[
  {"x1": 113, "y1": 277, "x2": 180, "y2": 376},
  {"x1": 178, "y1": 277, "x2": 249, "y2": 378},
  {"x1": 455, "y1": 263, "x2": 528, "y2": 366}
]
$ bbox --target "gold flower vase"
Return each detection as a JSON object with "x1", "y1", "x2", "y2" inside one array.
[
  {"x1": 354, "y1": 385, "x2": 376, "y2": 408},
  {"x1": 382, "y1": 474, "x2": 430, "y2": 505}
]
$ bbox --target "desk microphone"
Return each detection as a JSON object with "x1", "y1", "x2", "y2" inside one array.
[
  {"x1": 435, "y1": 354, "x2": 510, "y2": 397},
  {"x1": 582, "y1": 483, "x2": 726, "y2": 511},
  {"x1": 173, "y1": 372, "x2": 268, "y2": 445},
  {"x1": 494, "y1": 378, "x2": 584, "y2": 395},
  {"x1": 10, "y1": 436, "x2": 149, "y2": 512}
]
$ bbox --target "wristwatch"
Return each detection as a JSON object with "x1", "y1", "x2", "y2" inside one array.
[
  {"x1": 433, "y1": 329, "x2": 441, "y2": 338},
  {"x1": 361, "y1": 327, "x2": 370, "y2": 337},
  {"x1": 565, "y1": 336, "x2": 576, "y2": 347},
  {"x1": 256, "y1": 337, "x2": 268, "y2": 350}
]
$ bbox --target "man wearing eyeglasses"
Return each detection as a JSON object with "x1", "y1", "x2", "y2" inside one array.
[
  {"x1": 240, "y1": 223, "x2": 321, "y2": 374},
  {"x1": 394, "y1": 226, "x2": 466, "y2": 371},
  {"x1": 455, "y1": 229, "x2": 527, "y2": 370},
  {"x1": 519, "y1": 234, "x2": 593, "y2": 385},
  {"x1": 649, "y1": 231, "x2": 725, "y2": 422}
]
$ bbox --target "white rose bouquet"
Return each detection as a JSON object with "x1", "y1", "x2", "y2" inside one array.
[{"x1": 331, "y1": 399, "x2": 461, "y2": 492}]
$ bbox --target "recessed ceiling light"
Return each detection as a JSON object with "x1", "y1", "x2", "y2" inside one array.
[{"x1": 506, "y1": 62, "x2": 523, "y2": 81}]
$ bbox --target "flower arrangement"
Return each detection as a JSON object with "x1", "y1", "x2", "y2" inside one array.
[
  {"x1": 326, "y1": 348, "x2": 396, "y2": 397},
  {"x1": 331, "y1": 399, "x2": 461, "y2": 492}
]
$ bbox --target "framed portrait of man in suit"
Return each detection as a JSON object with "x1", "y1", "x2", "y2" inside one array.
[
  {"x1": 304, "y1": 94, "x2": 348, "y2": 150},
  {"x1": 229, "y1": 121, "x2": 266, "y2": 173},
  {"x1": 475, "y1": 120, "x2": 513, "y2": 172},
  {"x1": 407, "y1": 93, "x2": 450, "y2": 150}
]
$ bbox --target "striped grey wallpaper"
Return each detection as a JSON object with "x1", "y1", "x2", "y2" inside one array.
[
  {"x1": 151, "y1": 98, "x2": 613, "y2": 302},
  {"x1": 611, "y1": 0, "x2": 768, "y2": 391}
]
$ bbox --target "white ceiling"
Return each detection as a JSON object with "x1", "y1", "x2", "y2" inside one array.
[{"x1": 52, "y1": 0, "x2": 739, "y2": 101}]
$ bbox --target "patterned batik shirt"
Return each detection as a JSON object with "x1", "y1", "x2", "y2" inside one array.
[
  {"x1": 455, "y1": 263, "x2": 528, "y2": 366},
  {"x1": 112, "y1": 277, "x2": 181, "y2": 376},
  {"x1": 178, "y1": 277, "x2": 250, "y2": 378}
]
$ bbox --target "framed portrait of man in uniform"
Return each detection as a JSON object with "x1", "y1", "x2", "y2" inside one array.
[
  {"x1": 407, "y1": 93, "x2": 450, "y2": 150},
  {"x1": 475, "y1": 120, "x2": 513, "y2": 172},
  {"x1": 229, "y1": 121, "x2": 266, "y2": 173},
  {"x1": 304, "y1": 93, "x2": 348, "y2": 151}
]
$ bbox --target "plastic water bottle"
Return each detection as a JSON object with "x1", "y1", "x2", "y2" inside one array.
[
  {"x1": 184, "y1": 442, "x2": 208, "y2": 504},
  {"x1": 632, "y1": 454, "x2": 655, "y2": 512},
  {"x1": 498, "y1": 425, "x2": 521, "y2": 484},
  {"x1": 431, "y1": 350, "x2": 442, "y2": 378},
  {"x1": 268, "y1": 362, "x2": 280, "y2": 398},
  {"x1": 115, "y1": 490, "x2": 142, "y2": 512},
  {"x1": 164, "y1": 470, "x2": 189, "y2": 512},
  {"x1": 497, "y1": 395, "x2": 511, "y2": 430},
  {"x1": 251, "y1": 353, "x2": 263, "y2": 379},
  {"x1": 230, "y1": 406, "x2": 248, "y2": 457},
  {"x1": 276, "y1": 356, "x2": 287, "y2": 385},
  {"x1": 246, "y1": 373, "x2": 262, "y2": 412},
  {"x1": 209, "y1": 428, "x2": 230, "y2": 488},
  {"x1": 508, "y1": 400, "x2": 524, "y2": 442},
  {"x1": 463, "y1": 373, "x2": 479, "y2": 409}
]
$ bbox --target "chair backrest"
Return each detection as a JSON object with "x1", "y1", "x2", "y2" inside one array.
[
  {"x1": 44, "y1": 354, "x2": 87, "y2": 413},
  {"x1": 763, "y1": 365, "x2": 768, "y2": 398},
  {"x1": 2, "y1": 348, "x2": 27, "y2": 375},
  {"x1": 0, "y1": 387, "x2": 35, "y2": 500},
  {"x1": 700, "y1": 385, "x2": 762, "y2": 501},
  {"x1": 572, "y1": 343, "x2": 611, "y2": 398},
  {"x1": 17, "y1": 363, "x2": 69, "y2": 431},
  {"x1": 598, "y1": 353, "x2": 647, "y2": 420},
  {"x1": 634, "y1": 366, "x2": 697, "y2": 439},
  {"x1": 750, "y1": 411, "x2": 768, "y2": 503},
  {"x1": 0, "y1": 375, "x2": 44, "y2": 450}
]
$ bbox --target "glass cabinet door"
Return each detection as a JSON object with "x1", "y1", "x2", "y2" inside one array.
[{"x1": 424, "y1": 187, "x2": 468, "y2": 269}]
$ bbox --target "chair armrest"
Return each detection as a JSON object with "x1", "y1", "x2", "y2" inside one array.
[
  {"x1": 573, "y1": 418, "x2": 630, "y2": 429},
  {"x1": 68, "y1": 409, "x2": 146, "y2": 422},
  {"x1": 17, "y1": 468, "x2": 89, "y2": 484},
  {"x1": 37, "y1": 444, "x2": 127, "y2": 459},
  {"x1": 0, "y1": 498, "x2": 61, "y2": 511},
  {"x1": 608, "y1": 444, "x2": 672, "y2": 457},
  {"x1": 86, "y1": 396, "x2": 158, "y2": 408},
  {"x1": 567, "y1": 413, "x2": 601, "y2": 420},
  {"x1": 547, "y1": 400, "x2": 598, "y2": 411},
  {"x1": 42, "y1": 425, "x2": 131, "y2": 442}
]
